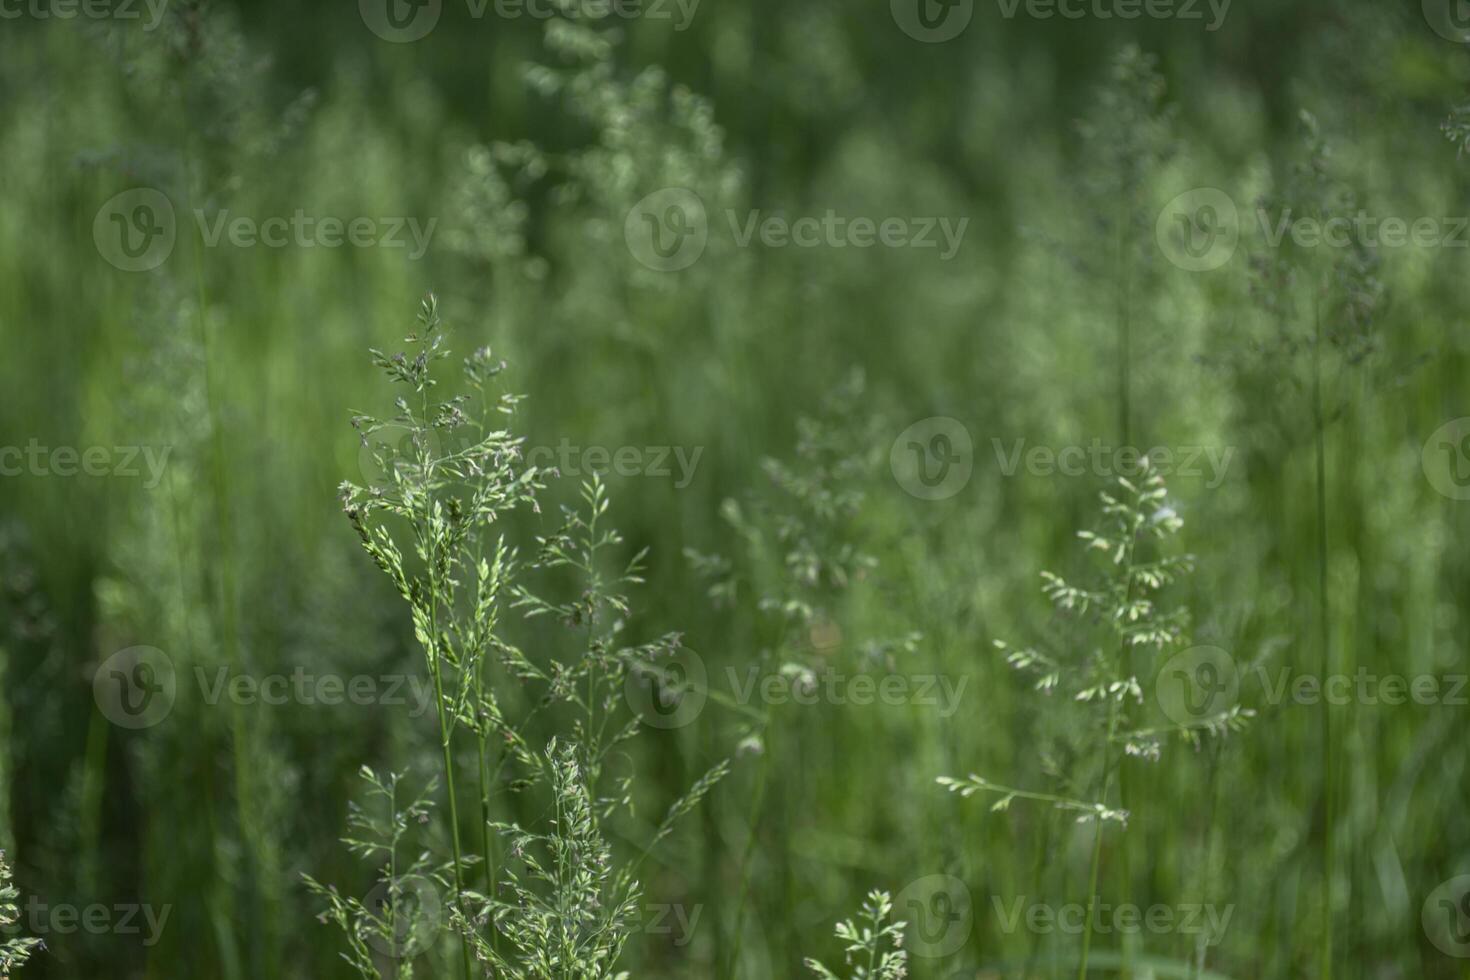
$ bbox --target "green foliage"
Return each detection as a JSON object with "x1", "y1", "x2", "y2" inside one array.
[
  {"x1": 320, "y1": 296, "x2": 728, "y2": 977},
  {"x1": 1246, "y1": 111, "x2": 1385, "y2": 382},
  {"x1": 458, "y1": 742, "x2": 638, "y2": 980},
  {"x1": 3, "y1": 3, "x2": 1469, "y2": 978},
  {"x1": 687, "y1": 373, "x2": 880, "y2": 632},
  {"x1": 939, "y1": 464, "x2": 1244, "y2": 826},
  {"x1": 0, "y1": 851, "x2": 41, "y2": 977},
  {"x1": 803, "y1": 890, "x2": 908, "y2": 980},
  {"x1": 302, "y1": 770, "x2": 450, "y2": 979},
  {"x1": 341, "y1": 292, "x2": 545, "y2": 758}
]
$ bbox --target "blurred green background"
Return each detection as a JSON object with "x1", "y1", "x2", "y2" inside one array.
[{"x1": 2, "y1": 0, "x2": 1470, "y2": 976}]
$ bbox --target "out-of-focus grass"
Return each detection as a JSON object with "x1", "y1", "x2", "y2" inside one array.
[{"x1": 0, "y1": 2, "x2": 1468, "y2": 978}]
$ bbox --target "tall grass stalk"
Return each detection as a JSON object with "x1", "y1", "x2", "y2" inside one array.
[
  {"x1": 1076, "y1": 59, "x2": 1178, "y2": 967},
  {"x1": 940, "y1": 464, "x2": 1251, "y2": 975},
  {"x1": 1311, "y1": 290, "x2": 1334, "y2": 980},
  {"x1": 315, "y1": 294, "x2": 728, "y2": 978},
  {"x1": 685, "y1": 376, "x2": 883, "y2": 977},
  {"x1": 1076, "y1": 45, "x2": 1176, "y2": 450},
  {"x1": 1234, "y1": 110, "x2": 1385, "y2": 976},
  {"x1": 337, "y1": 294, "x2": 542, "y2": 978}
]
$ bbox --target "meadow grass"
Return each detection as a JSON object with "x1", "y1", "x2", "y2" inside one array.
[{"x1": 1, "y1": 1, "x2": 1469, "y2": 978}]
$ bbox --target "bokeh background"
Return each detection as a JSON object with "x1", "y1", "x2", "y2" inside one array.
[{"x1": 2, "y1": 0, "x2": 1469, "y2": 976}]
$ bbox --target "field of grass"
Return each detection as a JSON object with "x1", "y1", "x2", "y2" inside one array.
[{"x1": 2, "y1": 1, "x2": 1470, "y2": 977}]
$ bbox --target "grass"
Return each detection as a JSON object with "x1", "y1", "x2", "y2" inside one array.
[
  {"x1": 310, "y1": 294, "x2": 730, "y2": 978},
  {"x1": 803, "y1": 891, "x2": 908, "y2": 980},
  {"x1": 937, "y1": 464, "x2": 1251, "y2": 977},
  {"x1": 2, "y1": 1, "x2": 1470, "y2": 978},
  {"x1": 0, "y1": 851, "x2": 43, "y2": 978}
]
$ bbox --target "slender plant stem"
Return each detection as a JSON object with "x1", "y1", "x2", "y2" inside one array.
[
  {"x1": 1078, "y1": 525, "x2": 1137, "y2": 980},
  {"x1": 1117, "y1": 194, "x2": 1134, "y2": 450},
  {"x1": 417, "y1": 428, "x2": 474, "y2": 980},
  {"x1": 1311, "y1": 290, "x2": 1334, "y2": 980},
  {"x1": 186, "y1": 152, "x2": 267, "y2": 979},
  {"x1": 1078, "y1": 696, "x2": 1124, "y2": 980},
  {"x1": 1078, "y1": 800, "x2": 1108, "y2": 980},
  {"x1": 431, "y1": 654, "x2": 473, "y2": 980},
  {"x1": 389, "y1": 781, "x2": 401, "y2": 980},
  {"x1": 471, "y1": 403, "x2": 500, "y2": 957},
  {"x1": 724, "y1": 715, "x2": 774, "y2": 980},
  {"x1": 1190, "y1": 738, "x2": 1225, "y2": 980},
  {"x1": 1023, "y1": 808, "x2": 1059, "y2": 979},
  {"x1": 1115, "y1": 204, "x2": 1135, "y2": 978},
  {"x1": 475, "y1": 677, "x2": 499, "y2": 956}
]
